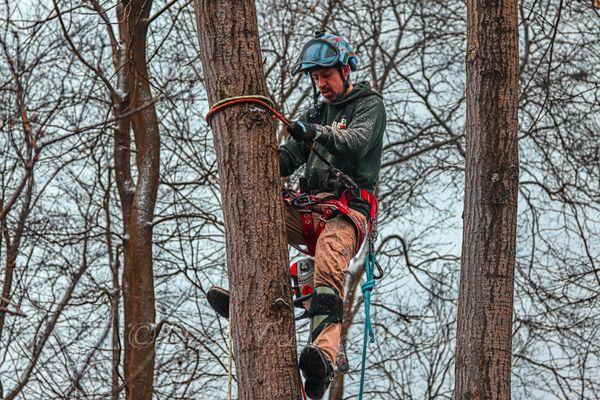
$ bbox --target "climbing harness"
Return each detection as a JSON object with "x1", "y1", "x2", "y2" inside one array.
[
  {"x1": 206, "y1": 94, "x2": 383, "y2": 399},
  {"x1": 284, "y1": 188, "x2": 376, "y2": 257}
]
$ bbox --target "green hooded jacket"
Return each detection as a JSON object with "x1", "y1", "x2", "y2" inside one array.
[{"x1": 279, "y1": 81, "x2": 386, "y2": 215}]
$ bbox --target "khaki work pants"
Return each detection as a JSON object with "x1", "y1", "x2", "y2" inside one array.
[{"x1": 284, "y1": 201, "x2": 367, "y2": 366}]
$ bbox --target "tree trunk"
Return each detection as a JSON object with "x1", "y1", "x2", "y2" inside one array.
[
  {"x1": 113, "y1": 1, "x2": 160, "y2": 399},
  {"x1": 102, "y1": 168, "x2": 122, "y2": 400},
  {"x1": 454, "y1": 0, "x2": 519, "y2": 399},
  {"x1": 194, "y1": 1, "x2": 302, "y2": 399}
]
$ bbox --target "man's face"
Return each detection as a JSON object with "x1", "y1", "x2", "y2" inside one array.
[{"x1": 311, "y1": 66, "x2": 350, "y2": 102}]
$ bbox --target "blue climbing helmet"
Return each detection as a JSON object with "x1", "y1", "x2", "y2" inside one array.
[{"x1": 291, "y1": 31, "x2": 359, "y2": 76}]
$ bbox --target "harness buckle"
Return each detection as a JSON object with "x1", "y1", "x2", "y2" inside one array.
[{"x1": 292, "y1": 193, "x2": 315, "y2": 209}]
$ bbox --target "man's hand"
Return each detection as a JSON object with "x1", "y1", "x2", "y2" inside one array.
[{"x1": 287, "y1": 121, "x2": 317, "y2": 142}]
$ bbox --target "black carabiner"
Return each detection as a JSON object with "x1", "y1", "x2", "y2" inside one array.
[{"x1": 373, "y1": 257, "x2": 384, "y2": 280}]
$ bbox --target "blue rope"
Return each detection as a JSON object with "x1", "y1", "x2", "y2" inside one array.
[{"x1": 359, "y1": 252, "x2": 377, "y2": 399}]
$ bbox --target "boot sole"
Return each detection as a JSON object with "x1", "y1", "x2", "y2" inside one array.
[
  {"x1": 300, "y1": 346, "x2": 332, "y2": 399},
  {"x1": 206, "y1": 287, "x2": 230, "y2": 319},
  {"x1": 299, "y1": 345, "x2": 329, "y2": 379}
]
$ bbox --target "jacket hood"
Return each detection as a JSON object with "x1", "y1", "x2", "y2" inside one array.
[{"x1": 328, "y1": 81, "x2": 382, "y2": 107}]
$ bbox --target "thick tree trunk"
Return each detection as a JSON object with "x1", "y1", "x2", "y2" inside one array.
[
  {"x1": 194, "y1": 1, "x2": 302, "y2": 399},
  {"x1": 454, "y1": 0, "x2": 519, "y2": 399},
  {"x1": 102, "y1": 171, "x2": 122, "y2": 400},
  {"x1": 113, "y1": 1, "x2": 160, "y2": 399}
]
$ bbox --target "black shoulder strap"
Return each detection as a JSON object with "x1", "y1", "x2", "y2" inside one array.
[
  {"x1": 306, "y1": 102, "x2": 324, "y2": 123},
  {"x1": 341, "y1": 100, "x2": 357, "y2": 127},
  {"x1": 307, "y1": 97, "x2": 359, "y2": 126}
]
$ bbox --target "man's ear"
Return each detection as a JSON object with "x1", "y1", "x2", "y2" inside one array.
[{"x1": 343, "y1": 65, "x2": 351, "y2": 79}]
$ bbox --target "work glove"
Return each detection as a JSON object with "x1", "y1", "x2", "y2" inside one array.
[{"x1": 287, "y1": 121, "x2": 318, "y2": 143}]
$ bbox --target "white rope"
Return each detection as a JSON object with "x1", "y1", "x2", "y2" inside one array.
[{"x1": 227, "y1": 318, "x2": 233, "y2": 400}]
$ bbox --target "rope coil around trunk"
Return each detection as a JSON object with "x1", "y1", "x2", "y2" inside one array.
[{"x1": 205, "y1": 95, "x2": 290, "y2": 126}]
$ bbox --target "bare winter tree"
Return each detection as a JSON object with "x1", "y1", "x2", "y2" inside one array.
[
  {"x1": 108, "y1": 1, "x2": 161, "y2": 398},
  {"x1": 454, "y1": 0, "x2": 519, "y2": 398},
  {"x1": 0, "y1": 3, "x2": 105, "y2": 398}
]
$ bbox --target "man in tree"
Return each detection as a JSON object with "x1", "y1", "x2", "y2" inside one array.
[{"x1": 208, "y1": 31, "x2": 386, "y2": 399}]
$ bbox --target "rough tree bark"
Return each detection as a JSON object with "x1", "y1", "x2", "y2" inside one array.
[
  {"x1": 113, "y1": 1, "x2": 160, "y2": 399},
  {"x1": 194, "y1": 1, "x2": 302, "y2": 398},
  {"x1": 454, "y1": 0, "x2": 519, "y2": 399}
]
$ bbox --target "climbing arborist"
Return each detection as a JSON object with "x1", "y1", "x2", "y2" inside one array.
[{"x1": 207, "y1": 31, "x2": 386, "y2": 399}]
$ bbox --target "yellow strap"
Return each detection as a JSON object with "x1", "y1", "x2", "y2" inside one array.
[{"x1": 227, "y1": 319, "x2": 233, "y2": 400}]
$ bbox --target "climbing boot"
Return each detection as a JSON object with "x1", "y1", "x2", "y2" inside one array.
[
  {"x1": 299, "y1": 344, "x2": 334, "y2": 399},
  {"x1": 206, "y1": 286, "x2": 230, "y2": 319},
  {"x1": 300, "y1": 285, "x2": 344, "y2": 399}
]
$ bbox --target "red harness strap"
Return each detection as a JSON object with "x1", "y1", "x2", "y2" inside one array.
[
  {"x1": 285, "y1": 189, "x2": 378, "y2": 256},
  {"x1": 358, "y1": 189, "x2": 378, "y2": 234},
  {"x1": 300, "y1": 207, "x2": 318, "y2": 255}
]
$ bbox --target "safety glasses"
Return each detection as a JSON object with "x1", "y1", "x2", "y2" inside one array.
[{"x1": 290, "y1": 39, "x2": 341, "y2": 75}]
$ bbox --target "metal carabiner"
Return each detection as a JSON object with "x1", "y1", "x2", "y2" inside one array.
[
  {"x1": 373, "y1": 257, "x2": 384, "y2": 280},
  {"x1": 367, "y1": 238, "x2": 384, "y2": 280}
]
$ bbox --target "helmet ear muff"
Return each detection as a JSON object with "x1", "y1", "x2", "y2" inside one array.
[{"x1": 348, "y1": 55, "x2": 358, "y2": 71}]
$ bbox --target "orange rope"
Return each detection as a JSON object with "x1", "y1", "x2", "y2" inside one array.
[{"x1": 205, "y1": 96, "x2": 290, "y2": 126}]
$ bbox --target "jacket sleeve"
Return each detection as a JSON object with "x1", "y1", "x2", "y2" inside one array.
[
  {"x1": 278, "y1": 111, "x2": 311, "y2": 177},
  {"x1": 315, "y1": 96, "x2": 386, "y2": 159},
  {"x1": 279, "y1": 136, "x2": 310, "y2": 177}
]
